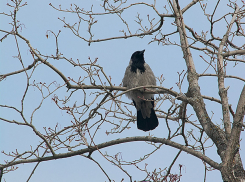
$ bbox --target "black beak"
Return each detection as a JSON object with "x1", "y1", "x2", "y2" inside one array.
[{"x1": 140, "y1": 49, "x2": 145, "y2": 55}]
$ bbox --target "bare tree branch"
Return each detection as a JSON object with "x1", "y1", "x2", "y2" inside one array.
[
  {"x1": 217, "y1": 4, "x2": 239, "y2": 139},
  {"x1": 0, "y1": 136, "x2": 221, "y2": 170},
  {"x1": 199, "y1": 73, "x2": 245, "y2": 82},
  {"x1": 1, "y1": 0, "x2": 245, "y2": 181}
]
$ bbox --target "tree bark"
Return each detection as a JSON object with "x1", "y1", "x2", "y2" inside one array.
[{"x1": 171, "y1": 0, "x2": 245, "y2": 181}]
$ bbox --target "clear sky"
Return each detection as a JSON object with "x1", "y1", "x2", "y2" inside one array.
[{"x1": 0, "y1": 0, "x2": 244, "y2": 182}]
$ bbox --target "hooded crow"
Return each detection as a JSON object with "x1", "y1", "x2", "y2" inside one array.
[{"x1": 122, "y1": 50, "x2": 159, "y2": 131}]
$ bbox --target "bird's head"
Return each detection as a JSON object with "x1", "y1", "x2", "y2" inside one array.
[{"x1": 131, "y1": 50, "x2": 145, "y2": 64}]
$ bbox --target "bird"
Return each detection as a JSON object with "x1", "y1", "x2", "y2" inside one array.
[{"x1": 122, "y1": 50, "x2": 159, "y2": 131}]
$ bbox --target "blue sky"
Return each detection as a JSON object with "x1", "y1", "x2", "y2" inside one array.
[{"x1": 0, "y1": 0, "x2": 245, "y2": 181}]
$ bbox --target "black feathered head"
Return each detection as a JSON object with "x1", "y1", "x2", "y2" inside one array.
[
  {"x1": 130, "y1": 50, "x2": 145, "y2": 73},
  {"x1": 131, "y1": 50, "x2": 145, "y2": 63}
]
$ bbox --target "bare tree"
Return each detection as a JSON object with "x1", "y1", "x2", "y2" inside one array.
[{"x1": 0, "y1": 0, "x2": 245, "y2": 181}]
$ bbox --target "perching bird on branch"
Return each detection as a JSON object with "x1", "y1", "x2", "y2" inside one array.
[{"x1": 123, "y1": 50, "x2": 159, "y2": 131}]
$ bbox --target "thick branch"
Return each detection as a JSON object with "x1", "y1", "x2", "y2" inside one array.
[
  {"x1": 0, "y1": 136, "x2": 221, "y2": 170},
  {"x1": 171, "y1": 0, "x2": 227, "y2": 160},
  {"x1": 217, "y1": 5, "x2": 239, "y2": 138},
  {"x1": 222, "y1": 85, "x2": 245, "y2": 179},
  {"x1": 222, "y1": 50, "x2": 245, "y2": 57}
]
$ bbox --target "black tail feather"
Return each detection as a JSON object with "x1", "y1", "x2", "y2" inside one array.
[{"x1": 137, "y1": 108, "x2": 158, "y2": 131}]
